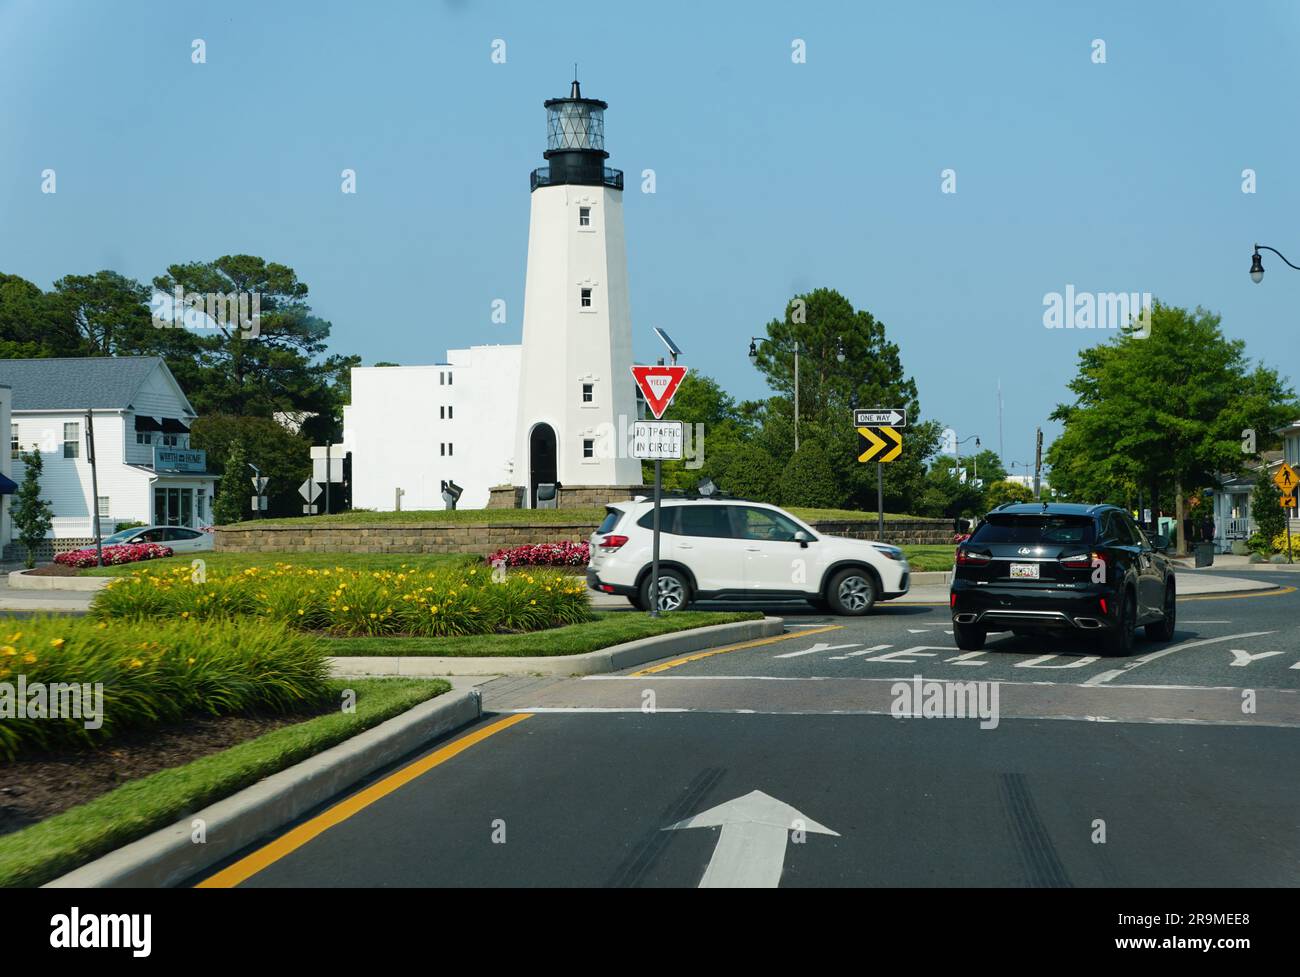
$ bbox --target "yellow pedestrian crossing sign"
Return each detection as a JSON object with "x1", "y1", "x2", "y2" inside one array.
[
  {"x1": 1274, "y1": 462, "x2": 1298, "y2": 495},
  {"x1": 857, "y1": 426, "x2": 902, "y2": 463}
]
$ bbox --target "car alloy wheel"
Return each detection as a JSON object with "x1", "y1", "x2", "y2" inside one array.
[
  {"x1": 653, "y1": 572, "x2": 687, "y2": 612},
  {"x1": 828, "y1": 568, "x2": 877, "y2": 616}
]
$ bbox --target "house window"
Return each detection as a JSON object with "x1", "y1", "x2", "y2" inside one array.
[
  {"x1": 439, "y1": 406, "x2": 444, "y2": 419},
  {"x1": 440, "y1": 443, "x2": 445, "y2": 457},
  {"x1": 63, "y1": 422, "x2": 80, "y2": 459},
  {"x1": 583, "y1": 439, "x2": 595, "y2": 459},
  {"x1": 97, "y1": 496, "x2": 110, "y2": 518},
  {"x1": 580, "y1": 287, "x2": 592, "y2": 309},
  {"x1": 582, "y1": 382, "x2": 594, "y2": 404},
  {"x1": 161, "y1": 434, "x2": 179, "y2": 447},
  {"x1": 439, "y1": 372, "x2": 445, "y2": 385},
  {"x1": 447, "y1": 405, "x2": 453, "y2": 419},
  {"x1": 448, "y1": 442, "x2": 453, "y2": 456},
  {"x1": 136, "y1": 432, "x2": 152, "y2": 445},
  {"x1": 579, "y1": 206, "x2": 591, "y2": 227},
  {"x1": 10, "y1": 424, "x2": 17, "y2": 460},
  {"x1": 448, "y1": 371, "x2": 453, "y2": 386}
]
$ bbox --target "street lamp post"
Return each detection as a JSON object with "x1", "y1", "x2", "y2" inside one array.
[
  {"x1": 1249, "y1": 244, "x2": 1300, "y2": 283},
  {"x1": 954, "y1": 434, "x2": 981, "y2": 484}
]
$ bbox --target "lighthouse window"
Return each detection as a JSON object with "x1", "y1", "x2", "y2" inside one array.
[
  {"x1": 580, "y1": 288, "x2": 592, "y2": 309},
  {"x1": 583, "y1": 439, "x2": 595, "y2": 459},
  {"x1": 582, "y1": 383, "x2": 594, "y2": 403},
  {"x1": 579, "y1": 207, "x2": 591, "y2": 227}
]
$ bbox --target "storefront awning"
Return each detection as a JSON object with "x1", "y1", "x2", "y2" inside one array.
[
  {"x1": 0, "y1": 473, "x2": 18, "y2": 494},
  {"x1": 134, "y1": 415, "x2": 162, "y2": 432},
  {"x1": 161, "y1": 417, "x2": 192, "y2": 433}
]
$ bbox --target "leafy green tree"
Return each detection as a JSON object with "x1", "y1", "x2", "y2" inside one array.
[
  {"x1": 985, "y1": 479, "x2": 1033, "y2": 509},
  {"x1": 50, "y1": 270, "x2": 153, "y2": 355},
  {"x1": 12, "y1": 450, "x2": 53, "y2": 568},
  {"x1": 645, "y1": 372, "x2": 757, "y2": 492},
  {"x1": 1049, "y1": 302, "x2": 1295, "y2": 553},
  {"x1": 918, "y1": 460, "x2": 987, "y2": 519},
  {"x1": 1251, "y1": 475, "x2": 1287, "y2": 548},
  {"x1": 779, "y1": 439, "x2": 845, "y2": 510},
  {"x1": 750, "y1": 288, "x2": 938, "y2": 514},
  {"x1": 193, "y1": 415, "x2": 312, "y2": 518},
  {"x1": 717, "y1": 443, "x2": 783, "y2": 502},
  {"x1": 212, "y1": 438, "x2": 249, "y2": 525},
  {"x1": 151, "y1": 255, "x2": 349, "y2": 423}
]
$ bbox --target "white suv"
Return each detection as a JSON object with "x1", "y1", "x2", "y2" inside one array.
[{"x1": 586, "y1": 498, "x2": 909, "y2": 615}]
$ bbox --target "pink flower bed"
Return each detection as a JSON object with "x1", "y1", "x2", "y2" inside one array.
[
  {"x1": 53, "y1": 543, "x2": 174, "y2": 569},
  {"x1": 485, "y1": 541, "x2": 590, "y2": 568}
]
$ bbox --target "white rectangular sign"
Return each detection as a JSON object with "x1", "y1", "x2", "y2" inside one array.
[{"x1": 632, "y1": 420, "x2": 684, "y2": 460}]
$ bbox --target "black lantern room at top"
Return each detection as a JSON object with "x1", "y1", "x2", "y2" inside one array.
[{"x1": 530, "y1": 79, "x2": 623, "y2": 192}]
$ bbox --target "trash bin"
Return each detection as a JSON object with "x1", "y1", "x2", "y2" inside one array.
[
  {"x1": 1194, "y1": 542, "x2": 1215, "y2": 568},
  {"x1": 535, "y1": 483, "x2": 559, "y2": 510}
]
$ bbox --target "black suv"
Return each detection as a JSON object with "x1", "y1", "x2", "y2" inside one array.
[{"x1": 950, "y1": 503, "x2": 1175, "y2": 655}]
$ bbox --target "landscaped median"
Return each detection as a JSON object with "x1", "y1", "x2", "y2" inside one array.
[{"x1": 0, "y1": 612, "x2": 461, "y2": 887}]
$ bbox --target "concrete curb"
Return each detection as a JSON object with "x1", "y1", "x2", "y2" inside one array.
[
  {"x1": 329, "y1": 615, "x2": 785, "y2": 677},
  {"x1": 7, "y1": 569, "x2": 109, "y2": 591},
  {"x1": 43, "y1": 687, "x2": 482, "y2": 889},
  {"x1": 910, "y1": 570, "x2": 951, "y2": 586}
]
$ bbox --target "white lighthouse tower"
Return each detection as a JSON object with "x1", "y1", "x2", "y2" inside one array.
[{"x1": 513, "y1": 79, "x2": 643, "y2": 506}]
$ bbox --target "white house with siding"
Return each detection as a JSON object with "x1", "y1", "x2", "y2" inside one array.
[
  {"x1": 1210, "y1": 420, "x2": 1300, "y2": 553},
  {"x1": 0, "y1": 357, "x2": 217, "y2": 549}
]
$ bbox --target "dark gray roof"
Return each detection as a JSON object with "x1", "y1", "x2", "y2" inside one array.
[{"x1": 0, "y1": 357, "x2": 183, "y2": 412}]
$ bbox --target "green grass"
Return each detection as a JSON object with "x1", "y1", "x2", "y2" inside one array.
[
  {"x1": 902, "y1": 544, "x2": 957, "y2": 572},
  {"x1": 81, "y1": 551, "x2": 478, "y2": 577},
  {"x1": 327, "y1": 609, "x2": 764, "y2": 657},
  {"x1": 0, "y1": 678, "x2": 450, "y2": 888},
  {"x1": 229, "y1": 505, "x2": 928, "y2": 530}
]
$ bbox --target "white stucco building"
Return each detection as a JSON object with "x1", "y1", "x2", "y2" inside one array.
[
  {"x1": 341, "y1": 80, "x2": 645, "y2": 511},
  {"x1": 0, "y1": 357, "x2": 217, "y2": 552}
]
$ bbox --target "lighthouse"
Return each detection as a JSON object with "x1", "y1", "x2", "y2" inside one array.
[{"x1": 513, "y1": 79, "x2": 643, "y2": 506}]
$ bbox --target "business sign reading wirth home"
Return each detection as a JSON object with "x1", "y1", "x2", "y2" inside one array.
[{"x1": 153, "y1": 446, "x2": 206, "y2": 473}]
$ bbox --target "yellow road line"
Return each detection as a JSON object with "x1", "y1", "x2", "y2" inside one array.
[
  {"x1": 196, "y1": 713, "x2": 532, "y2": 889},
  {"x1": 632, "y1": 624, "x2": 844, "y2": 675}
]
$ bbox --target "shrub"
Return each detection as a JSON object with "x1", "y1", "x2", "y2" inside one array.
[
  {"x1": 0, "y1": 617, "x2": 330, "y2": 760},
  {"x1": 485, "y1": 541, "x2": 589, "y2": 568},
  {"x1": 779, "y1": 440, "x2": 845, "y2": 510},
  {"x1": 53, "y1": 543, "x2": 173, "y2": 569},
  {"x1": 90, "y1": 563, "x2": 593, "y2": 638},
  {"x1": 1270, "y1": 528, "x2": 1295, "y2": 555}
]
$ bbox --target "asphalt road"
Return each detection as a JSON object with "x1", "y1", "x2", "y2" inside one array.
[{"x1": 192, "y1": 570, "x2": 1300, "y2": 888}]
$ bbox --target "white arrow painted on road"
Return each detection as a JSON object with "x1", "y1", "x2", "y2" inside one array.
[
  {"x1": 664, "y1": 790, "x2": 839, "y2": 888},
  {"x1": 829, "y1": 643, "x2": 892, "y2": 660},
  {"x1": 1229, "y1": 649, "x2": 1283, "y2": 666},
  {"x1": 774, "y1": 642, "x2": 859, "y2": 659}
]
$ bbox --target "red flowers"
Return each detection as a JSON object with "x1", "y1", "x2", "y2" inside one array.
[
  {"x1": 485, "y1": 541, "x2": 590, "y2": 568},
  {"x1": 53, "y1": 543, "x2": 174, "y2": 569}
]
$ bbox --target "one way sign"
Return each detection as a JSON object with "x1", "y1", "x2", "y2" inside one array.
[{"x1": 853, "y1": 408, "x2": 907, "y2": 428}]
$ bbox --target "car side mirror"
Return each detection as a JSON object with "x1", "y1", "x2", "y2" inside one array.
[{"x1": 793, "y1": 530, "x2": 810, "y2": 548}]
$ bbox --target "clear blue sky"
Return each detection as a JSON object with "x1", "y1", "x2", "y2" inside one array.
[{"x1": 3, "y1": 0, "x2": 1298, "y2": 475}]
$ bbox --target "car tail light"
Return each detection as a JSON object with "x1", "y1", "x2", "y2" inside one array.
[
  {"x1": 601, "y1": 584, "x2": 615, "y2": 593},
  {"x1": 950, "y1": 592, "x2": 958, "y2": 608},
  {"x1": 598, "y1": 535, "x2": 628, "y2": 551},
  {"x1": 1099, "y1": 597, "x2": 1108, "y2": 615},
  {"x1": 955, "y1": 548, "x2": 991, "y2": 566},
  {"x1": 1060, "y1": 550, "x2": 1106, "y2": 569}
]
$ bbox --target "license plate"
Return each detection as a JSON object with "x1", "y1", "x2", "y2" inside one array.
[{"x1": 1010, "y1": 563, "x2": 1039, "y2": 579}]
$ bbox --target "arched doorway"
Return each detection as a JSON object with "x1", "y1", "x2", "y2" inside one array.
[{"x1": 528, "y1": 423, "x2": 557, "y2": 508}]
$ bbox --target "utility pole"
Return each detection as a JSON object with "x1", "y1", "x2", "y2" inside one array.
[
  {"x1": 86, "y1": 409, "x2": 102, "y2": 567},
  {"x1": 1033, "y1": 428, "x2": 1043, "y2": 501},
  {"x1": 997, "y1": 379, "x2": 1004, "y2": 467}
]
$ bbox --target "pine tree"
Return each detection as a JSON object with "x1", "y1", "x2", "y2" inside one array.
[
  {"x1": 12, "y1": 450, "x2": 53, "y2": 568},
  {"x1": 213, "y1": 439, "x2": 249, "y2": 525}
]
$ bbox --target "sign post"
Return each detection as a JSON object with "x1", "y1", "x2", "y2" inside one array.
[
  {"x1": 855, "y1": 409, "x2": 906, "y2": 539},
  {"x1": 631, "y1": 365, "x2": 688, "y2": 617},
  {"x1": 1274, "y1": 463, "x2": 1297, "y2": 564}
]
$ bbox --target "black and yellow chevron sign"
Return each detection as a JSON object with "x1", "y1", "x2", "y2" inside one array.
[{"x1": 857, "y1": 426, "x2": 902, "y2": 463}]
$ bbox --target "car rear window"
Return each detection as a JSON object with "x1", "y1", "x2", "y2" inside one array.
[
  {"x1": 597, "y1": 508, "x2": 623, "y2": 534},
  {"x1": 969, "y1": 515, "x2": 1095, "y2": 545}
]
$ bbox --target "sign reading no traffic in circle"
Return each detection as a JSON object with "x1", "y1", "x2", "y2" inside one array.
[{"x1": 632, "y1": 420, "x2": 684, "y2": 460}]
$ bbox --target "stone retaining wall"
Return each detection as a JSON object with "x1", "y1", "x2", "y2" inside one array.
[{"x1": 216, "y1": 518, "x2": 955, "y2": 555}]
